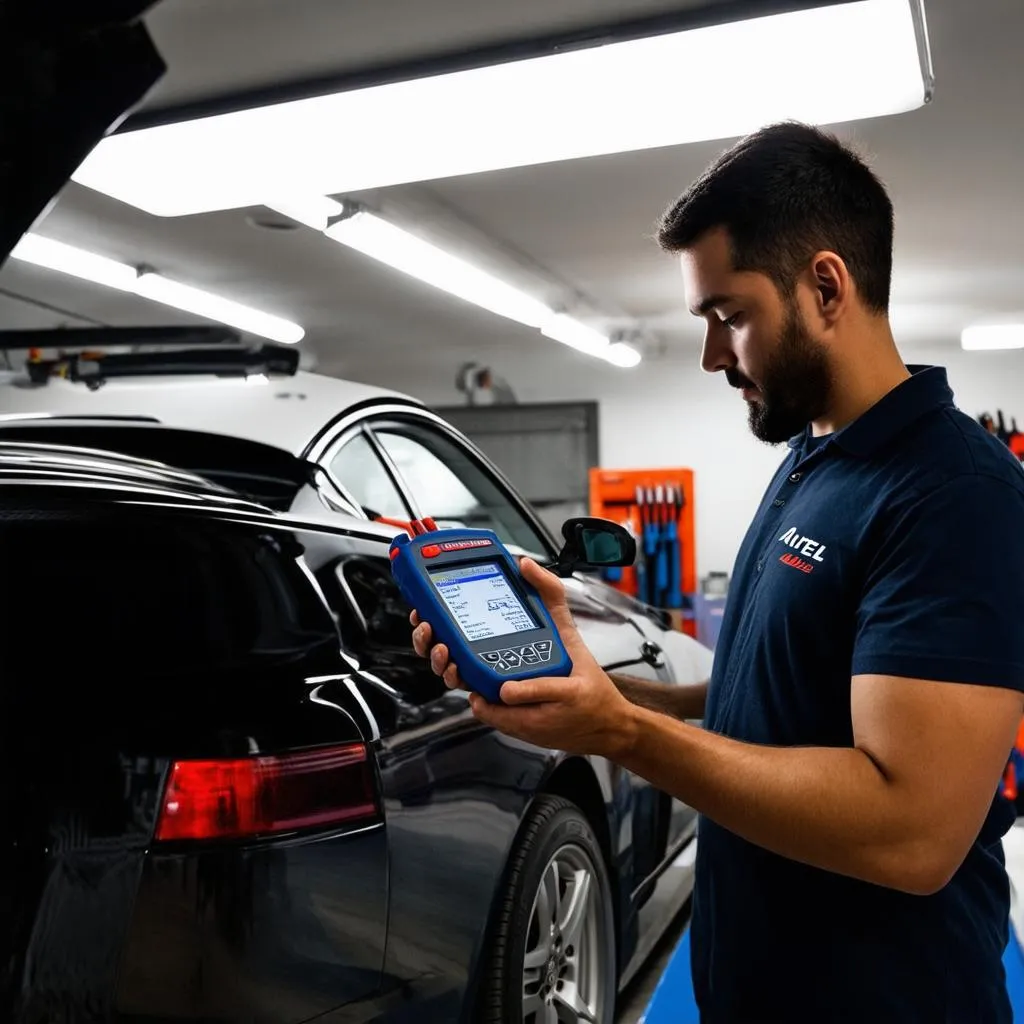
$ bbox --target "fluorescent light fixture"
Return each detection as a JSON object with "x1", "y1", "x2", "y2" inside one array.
[
  {"x1": 268, "y1": 198, "x2": 643, "y2": 367},
  {"x1": 542, "y1": 316, "x2": 649, "y2": 368},
  {"x1": 134, "y1": 272, "x2": 304, "y2": 344},
  {"x1": 265, "y1": 195, "x2": 344, "y2": 231},
  {"x1": 71, "y1": 0, "x2": 932, "y2": 218},
  {"x1": 604, "y1": 342, "x2": 642, "y2": 368},
  {"x1": 9, "y1": 233, "x2": 304, "y2": 344},
  {"x1": 323, "y1": 208, "x2": 553, "y2": 329},
  {"x1": 961, "y1": 325, "x2": 1024, "y2": 352},
  {"x1": 541, "y1": 314, "x2": 610, "y2": 356},
  {"x1": 10, "y1": 234, "x2": 137, "y2": 291}
]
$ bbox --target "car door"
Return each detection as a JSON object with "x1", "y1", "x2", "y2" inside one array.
[
  {"x1": 317, "y1": 410, "x2": 680, "y2": 895},
  {"x1": 302, "y1": 523, "x2": 556, "y2": 1018}
]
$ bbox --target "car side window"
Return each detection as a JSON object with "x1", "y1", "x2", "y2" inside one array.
[
  {"x1": 328, "y1": 432, "x2": 409, "y2": 520},
  {"x1": 370, "y1": 420, "x2": 551, "y2": 558}
]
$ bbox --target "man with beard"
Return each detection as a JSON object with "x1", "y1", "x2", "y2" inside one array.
[{"x1": 411, "y1": 122, "x2": 1024, "y2": 1021}]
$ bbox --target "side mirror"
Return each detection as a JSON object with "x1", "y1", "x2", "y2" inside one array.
[{"x1": 549, "y1": 517, "x2": 636, "y2": 578}]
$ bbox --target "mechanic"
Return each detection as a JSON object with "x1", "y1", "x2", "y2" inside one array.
[{"x1": 411, "y1": 121, "x2": 1024, "y2": 1022}]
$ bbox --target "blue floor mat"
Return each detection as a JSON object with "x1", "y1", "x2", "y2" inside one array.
[
  {"x1": 642, "y1": 925, "x2": 1024, "y2": 1023},
  {"x1": 640, "y1": 928, "x2": 698, "y2": 1024},
  {"x1": 1006, "y1": 927, "x2": 1024, "y2": 1017}
]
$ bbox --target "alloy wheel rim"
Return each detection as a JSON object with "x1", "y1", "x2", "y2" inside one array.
[{"x1": 521, "y1": 842, "x2": 605, "y2": 1023}]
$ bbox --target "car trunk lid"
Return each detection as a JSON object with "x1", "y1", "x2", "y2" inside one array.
[{"x1": 0, "y1": 1, "x2": 165, "y2": 264}]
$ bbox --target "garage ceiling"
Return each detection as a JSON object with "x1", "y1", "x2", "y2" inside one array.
[
  {"x1": 134, "y1": 0, "x2": 719, "y2": 112},
  {"x1": 2, "y1": 0, "x2": 1021, "y2": 388}
]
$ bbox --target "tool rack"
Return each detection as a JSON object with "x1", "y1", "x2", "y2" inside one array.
[
  {"x1": 979, "y1": 409, "x2": 1024, "y2": 459},
  {"x1": 588, "y1": 467, "x2": 697, "y2": 636}
]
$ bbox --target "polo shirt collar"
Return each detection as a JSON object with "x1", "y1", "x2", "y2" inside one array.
[{"x1": 787, "y1": 365, "x2": 954, "y2": 459}]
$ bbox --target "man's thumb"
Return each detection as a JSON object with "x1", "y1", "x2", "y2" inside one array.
[
  {"x1": 519, "y1": 557, "x2": 593, "y2": 663},
  {"x1": 519, "y1": 556, "x2": 566, "y2": 604}
]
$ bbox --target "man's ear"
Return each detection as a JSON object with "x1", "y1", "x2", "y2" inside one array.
[{"x1": 810, "y1": 251, "x2": 851, "y2": 326}]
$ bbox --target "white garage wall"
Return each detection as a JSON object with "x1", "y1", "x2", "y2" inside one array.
[{"x1": 346, "y1": 343, "x2": 1024, "y2": 582}]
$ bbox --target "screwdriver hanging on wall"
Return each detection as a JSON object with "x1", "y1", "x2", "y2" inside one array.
[{"x1": 666, "y1": 485, "x2": 683, "y2": 610}]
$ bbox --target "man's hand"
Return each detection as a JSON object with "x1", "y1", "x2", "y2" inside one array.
[{"x1": 410, "y1": 557, "x2": 638, "y2": 758}]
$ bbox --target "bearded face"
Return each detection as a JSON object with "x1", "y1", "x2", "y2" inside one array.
[{"x1": 726, "y1": 299, "x2": 834, "y2": 445}]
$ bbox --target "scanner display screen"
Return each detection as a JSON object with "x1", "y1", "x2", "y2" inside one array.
[{"x1": 429, "y1": 562, "x2": 537, "y2": 641}]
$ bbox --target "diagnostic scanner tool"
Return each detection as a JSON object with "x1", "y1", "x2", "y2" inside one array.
[{"x1": 389, "y1": 521, "x2": 572, "y2": 704}]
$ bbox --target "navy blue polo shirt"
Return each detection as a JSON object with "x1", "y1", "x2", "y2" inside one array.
[{"x1": 692, "y1": 365, "x2": 1024, "y2": 1023}]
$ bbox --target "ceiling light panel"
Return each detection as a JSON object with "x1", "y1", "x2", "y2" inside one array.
[
  {"x1": 134, "y1": 272, "x2": 305, "y2": 344},
  {"x1": 323, "y1": 209, "x2": 554, "y2": 328},
  {"x1": 9, "y1": 234, "x2": 304, "y2": 344},
  {"x1": 270, "y1": 199, "x2": 643, "y2": 367},
  {"x1": 540, "y1": 314, "x2": 611, "y2": 356},
  {"x1": 72, "y1": 0, "x2": 931, "y2": 217},
  {"x1": 961, "y1": 325, "x2": 1024, "y2": 352},
  {"x1": 604, "y1": 342, "x2": 643, "y2": 368},
  {"x1": 265, "y1": 195, "x2": 344, "y2": 231},
  {"x1": 9, "y1": 234, "x2": 138, "y2": 292}
]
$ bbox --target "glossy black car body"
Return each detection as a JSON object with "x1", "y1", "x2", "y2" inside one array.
[
  {"x1": 1, "y1": 5, "x2": 699, "y2": 1019},
  {"x1": 0, "y1": 440, "x2": 693, "y2": 1023}
]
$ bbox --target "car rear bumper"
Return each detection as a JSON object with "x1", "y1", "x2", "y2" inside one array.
[{"x1": 112, "y1": 824, "x2": 389, "y2": 1023}]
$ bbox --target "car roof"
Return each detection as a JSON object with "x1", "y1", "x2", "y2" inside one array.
[
  {"x1": 0, "y1": 438, "x2": 266, "y2": 510},
  {"x1": 0, "y1": 369, "x2": 423, "y2": 456},
  {"x1": 0, "y1": 436, "x2": 403, "y2": 544}
]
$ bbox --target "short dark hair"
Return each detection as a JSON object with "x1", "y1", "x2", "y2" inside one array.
[{"x1": 657, "y1": 121, "x2": 894, "y2": 314}]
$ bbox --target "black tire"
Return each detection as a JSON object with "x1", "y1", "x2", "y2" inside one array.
[{"x1": 476, "y1": 794, "x2": 617, "y2": 1023}]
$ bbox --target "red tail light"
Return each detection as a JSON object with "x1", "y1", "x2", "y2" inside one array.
[{"x1": 155, "y1": 743, "x2": 380, "y2": 842}]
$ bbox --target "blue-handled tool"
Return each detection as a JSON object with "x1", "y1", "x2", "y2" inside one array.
[
  {"x1": 654, "y1": 484, "x2": 670, "y2": 605},
  {"x1": 666, "y1": 485, "x2": 683, "y2": 609}
]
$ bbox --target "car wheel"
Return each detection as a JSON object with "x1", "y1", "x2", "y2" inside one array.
[{"x1": 477, "y1": 794, "x2": 617, "y2": 1023}]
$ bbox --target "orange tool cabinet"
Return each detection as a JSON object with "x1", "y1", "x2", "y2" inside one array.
[{"x1": 589, "y1": 467, "x2": 697, "y2": 636}]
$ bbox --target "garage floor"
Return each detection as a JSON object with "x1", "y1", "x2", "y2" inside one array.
[
  {"x1": 615, "y1": 906, "x2": 689, "y2": 1023},
  {"x1": 617, "y1": 822, "x2": 1024, "y2": 1023}
]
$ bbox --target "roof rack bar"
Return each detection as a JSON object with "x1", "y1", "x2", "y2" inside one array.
[
  {"x1": 0, "y1": 325, "x2": 242, "y2": 350},
  {"x1": 23, "y1": 343, "x2": 300, "y2": 388}
]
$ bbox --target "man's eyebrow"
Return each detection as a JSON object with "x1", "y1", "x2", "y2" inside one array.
[{"x1": 690, "y1": 294, "x2": 734, "y2": 317}]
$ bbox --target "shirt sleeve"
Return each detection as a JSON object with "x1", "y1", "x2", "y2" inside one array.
[{"x1": 851, "y1": 474, "x2": 1024, "y2": 690}]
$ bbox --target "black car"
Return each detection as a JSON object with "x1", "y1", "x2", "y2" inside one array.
[
  {"x1": 0, "y1": 439, "x2": 697, "y2": 1023},
  {"x1": 1, "y1": 5, "x2": 702, "y2": 1021}
]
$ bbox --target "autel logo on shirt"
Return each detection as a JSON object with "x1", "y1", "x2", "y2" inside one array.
[{"x1": 777, "y1": 527, "x2": 827, "y2": 574}]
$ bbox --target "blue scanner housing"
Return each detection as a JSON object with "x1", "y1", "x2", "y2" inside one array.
[{"x1": 389, "y1": 526, "x2": 573, "y2": 704}]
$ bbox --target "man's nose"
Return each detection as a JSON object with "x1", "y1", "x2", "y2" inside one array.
[{"x1": 700, "y1": 326, "x2": 734, "y2": 374}]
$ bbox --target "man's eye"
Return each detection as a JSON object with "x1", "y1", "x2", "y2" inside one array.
[{"x1": 721, "y1": 312, "x2": 742, "y2": 328}]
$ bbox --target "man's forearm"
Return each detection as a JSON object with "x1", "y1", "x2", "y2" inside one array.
[
  {"x1": 611, "y1": 706, "x2": 947, "y2": 895},
  {"x1": 609, "y1": 673, "x2": 706, "y2": 721}
]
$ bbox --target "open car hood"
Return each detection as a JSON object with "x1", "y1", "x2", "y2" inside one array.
[{"x1": 0, "y1": 1, "x2": 165, "y2": 264}]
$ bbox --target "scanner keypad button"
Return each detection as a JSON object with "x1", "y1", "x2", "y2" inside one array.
[
  {"x1": 483, "y1": 642, "x2": 556, "y2": 672},
  {"x1": 501, "y1": 649, "x2": 523, "y2": 669},
  {"x1": 520, "y1": 644, "x2": 541, "y2": 665},
  {"x1": 533, "y1": 640, "x2": 553, "y2": 661}
]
